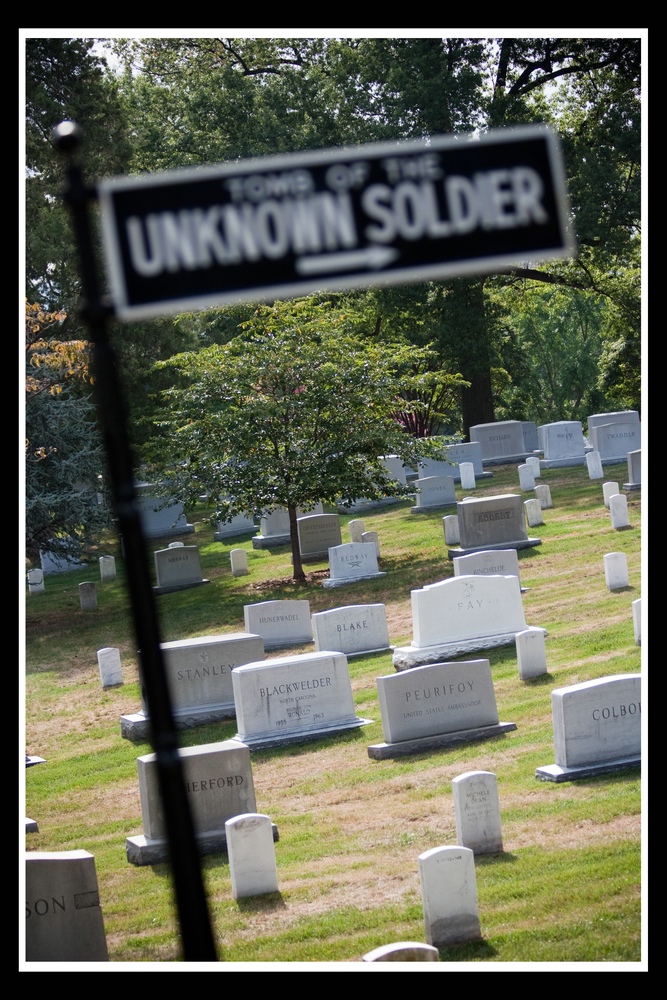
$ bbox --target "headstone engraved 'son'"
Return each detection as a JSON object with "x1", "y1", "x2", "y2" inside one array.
[
  {"x1": 418, "y1": 846, "x2": 481, "y2": 947},
  {"x1": 536, "y1": 674, "x2": 641, "y2": 781},
  {"x1": 225, "y1": 813, "x2": 279, "y2": 899},
  {"x1": 369, "y1": 659, "x2": 515, "y2": 758},
  {"x1": 231, "y1": 650, "x2": 372, "y2": 749},
  {"x1": 26, "y1": 850, "x2": 109, "y2": 962},
  {"x1": 244, "y1": 599, "x2": 313, "y2": 649},
  {"x1": 312, "y1": 604, "x2": 391, "y2": 657},
  {"x1": 452, "y1": 770, "x2": 503, "y2": 854},
  {"x1": 393, "y1": 574, "x2": 543, "y2": 671},
  {"x1": 153, "y1": 543, "x2": 209, "y2": 594},
  {"x1": 120, "y1": 632, "x2": 264, "y2": 741},
  {"x1": 126, "y1": 740, "x2": 265, "y2": 864},
  {"x1": 448, "y1": 493, "x2": 541, "y2": 558},
  {"x1": 323, "y1": 541, "x2": 386, "y2": 588}
]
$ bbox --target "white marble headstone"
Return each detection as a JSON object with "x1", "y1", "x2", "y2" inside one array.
[
  {"x1": 551, "y1": 674, "x2": 641, "y2": 768},
  {"x1": 311, "y1": 604, "x2": 390, "y2": 656},
  {"x1": 452, "y1": 770, "x2": 503, "y2": 854},
  {"x1": 26, "y1": 850, "x2": 109, "y2": 961},
  {"x1": 603, "y1": 482, "x2": 620, "y2": 508},
  {"x1": 459, "y1": 462, "x2": 476, "y2": 490},
  {"x1": 604, "y1": 552, "x2": 629, "y2": 591},
  {"x1": 79, "y1": 581, "x2": 97, "y2": 610},
  {"x1": 225, "y1": 813, "x2": 279, "y2": 900},
  {"x1": 518, "y1": 464, "x2": 536, "y2": 491},
  {"x1": 443, "y1": 515, "x2": 460, "y2": 546},
  {"x1": 534, "y1": 484, "x2": 552, "y2": 509},
  {"x1": 586, "y1": 451, "x2": 604, "y2": 480},
  {"x1": 97, "y1": 646, "x2": 123, "y2": 688},
  {"x1": 524, "y1": 498, "x2": 544, "y2": 527},
  {"x1": 99, "y1": 555, "x2": 116, "y2": 581},
  {"x1": 610, "y1": 493, "x2": 629, "y2": 529},
  {"x1": 516, "y1": 628, "x2": 547, "y2": 679},
  {"x1": 418, "y1": 846, "x2": 481, "y2": 947},
  {"x1": 632, "y1": 598, "x2": 641, "y2": 645}
]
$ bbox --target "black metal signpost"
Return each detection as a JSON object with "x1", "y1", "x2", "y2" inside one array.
[{"x1": 56, "y1": 122, "x2": 573, "y2": 962}]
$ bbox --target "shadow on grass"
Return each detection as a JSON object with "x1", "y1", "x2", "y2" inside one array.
[
  {"x1": 437, "y1": 938, "x2": 497, "y2": 961},
  {"x1": 235, "y1": 891, "x2": 287, "y2": 913}
]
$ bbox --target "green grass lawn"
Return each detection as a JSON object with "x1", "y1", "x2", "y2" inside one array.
[{"x1": 23, "y1": 462, "x2": 644, "y2": 968}]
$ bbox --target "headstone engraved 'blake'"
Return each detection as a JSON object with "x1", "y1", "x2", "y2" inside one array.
[
  {"x1": 323, "y1": 541, "x2": 386, "y2": 588},
  {"x1": 78, "y1": 581, "x2": 97, "y2": 610},
  {"x1": 469, "y1": 419, "x2": 531, "y2": 463},
  {"x1": 411, "y1": 475, "x2": 456, "y2": 513},
  {"x1": 452, "y1": 770, "x2": 503, "y2": 854},
  {"x1": 453, "y1": 548, "x2": 522, "y2": 589},
  {"x1": 369, "y1": 659, "x2": 515, "y2": 758},
  {"x1": 515, "y1": 629, "x2": 547, "y2": 679},
  {"x1": 610, "y1": 493, "x2": 630, "y2": 529},
  {"x1": 624, "y1": 449, "x2": 641, "y2": 490},
  {"x1": 231, "y1": 650, "x2": 372, "y2": 749},
  {"x1": 97, "y1": 647, "x2": 123, "y2": 688},
  {"x1": 604, "y1": 552, "x2": 629, "y2": 591},
  {"x1": 244, "y1": 599, "x2": 312, "y2": 649},
  {"x1": 538, "y1": 420, "x2": 586, "y2": 468},
  {"x1": 448, "y1": 493, "x2": 541, "y2": 558},
  {"x1": 26, "y1": 850, "x2": 109, "y2": 961},
  {"x1": 418, "y1": 846, "x2": 481, "y2": 947},
  {"x1": 297, "y1": 513, "x2": 342, "y2": 560},
  {"x1": 225, "y1": 813, "x2": 279, "y2": 899},
  {"x1": 126, "y1": 740, "x2": 271, "y2": 865},
  {"x1": 311, "y1": 604, "x2": 391, "y2": 657},
  {"x1": 362, "y1": 942, "x2": 439, "y2": 962},
  {"x1": 393, "y1": 574, "x2": 543, "y2": 670},
  {"x1": 27, "y1": 569, "x2": 45, "y2": 595},
  {"x1": 536, "y1": 674, "x2": 641, "y2": 781},
  {"x1": 153, "y1": 543, "x2": 209, "y2": 594},
  {"x1": 120, "y1": 632, "x2": 264, "y2": 741},
  {"x1": 632, "y1": 598, "x2": 641, "y2": 645},
  {"x1": 99, "y1": 555, "x2": 116, "y2": 581}
]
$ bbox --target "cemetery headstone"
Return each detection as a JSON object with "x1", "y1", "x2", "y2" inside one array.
[
  {"x1": 230, "y1": 548, "x2": 249, "y2": 577},
  {"x1": 526, "y1": 455, "x2": 541, "y2": 479},
  {"x1": 516, "y1": 628, "x2": 548, "y2": 679},
  {"x1": 126, "y1": 740, "x2": 269, "y2": 865},
  {"x1": 27, "y1": 569, "x2": 45, "y2": 595},
  {"x1": 244, "y1": 600, "x2": 312, "y2": 649},
  {"x1": 225, "y1": 813, "x2": 279, "y2": 900},
  {"x1": 323, "y1": 541, "x2": 386, "y2": 588},
  {"x1": 632, "y1": 598, "x2": 641, "y2": 645},
  {"x1": 586, "y1": 450, "x2": 604, "y2": 479},
  {"x1": 252, "y1": 504, "x2": 324, "y2": 548},
  {"x1": 78, "y1": 582, "x2": 97, "y2": 611},
  {"x1": 153, "y1": 544, "x2": 209, "y2": 594},
  {"x1": 587, "y1": 410, "x2": 640, "y2": 454},
  {"x1": 452, "y1": 770, "x2": 503, "y2": 854},
  {"x1": 348, "y1": 519, "x2": 366, "y2": 543},
  {"x1": 361, "y1": 530, "x2": 380, "y2": 557},
  {"x1": 26, "y1": 850, "x2": 109, "y2": 961},
  {"x1": 591, "y1": 418, "x2": 641, "y2": 463},
  {"x1": 448, "y1": 493, "x2": 540, "y2": 558},
  {"x1": 604, "y1": 552, "x2": 629, "y2": 591},
  {"x1": 624, "y1": 449, "x2": 641, "y2": 490},
  {"x1": 393, "y1": 574, "x2": 543, "y2": 670},
  {"x1": 231, "y1": 650, "x2": 372, "y2": 750},
  {"x1": 469, "y1": 419, "x2": 530, "y2": 463},
  {"x1": 538, "y1": 420, "x2": 586, "y2": 468},
  {"x1": 99, "y1": 555, "x2": 116, "y2": 582},
  {"x1": 379, "y1": 454, "x2": 411, "y2": 486},
  {"x1": 120, "y1": 632, "x2": 264, "y2": 741},
  {"x1": 214, "y1": 512, "x2": 256, "y2": 540},
  {"x1": 524, "y1": 498, "x2": 544, "y2": 528},
  {"x1": 453, "y1": 548, "x2": 522, "y2": 589},
  {"x1": 135, "y1": 484, "x2": 194, "y2": 538},
  {"x1": 536, "y1": 674, "x2": 641, "y2": 781},
  {"x1": 534, "y1": 484, "x2": 553, "y2": 509},
  {"x1": 443, "y1": 515, "x2": 460, "y2": 546},
  {"x1": 609, "y1": 493, "x2": 630, "y2": 529},
  {"x1": 40, "y1": 549, "x2": 85, "y2": 574},
  {"x1": 362, "y1": 942, "x2": 439, "y2": 962},
  {"x1": 522, "y1": 421, "x2": 539, "y2": 454},
  {"x1": 369, "y1": 658, "x2": 515, "y2": 758},
  {"x1": 518, "y1": 463, "x2": 536, "y2": 491},
  {"x1": 459, "y1": 462, "x2": 476, "y2": 490},
  {"x1": 419, "y1": 441, "x2": 490, "y2": 481},
  {"x1": 297, "y1": 513, "x2": 342, "y2": 560},
  {"x1": 97, "y1": 647, "x2": 123, "y2": 688},
  {"x1": 418, "y1": 846, "x2": 481, "y2": 947},
  {"x1": 312, "y1": 604, "x2": 391, "y2": 657},
  {"x1": 411, "y1": 475, "x2": 456, "y2": 512},
  {"x1": 603, "y1": 481, "x2": 620, "y2": 508}
]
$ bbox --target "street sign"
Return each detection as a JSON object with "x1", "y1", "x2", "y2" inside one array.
[{"x1": 98, "y1": 126, "x2": 574, "y2": 320}]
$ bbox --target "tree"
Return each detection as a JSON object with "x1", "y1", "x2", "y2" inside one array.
[
  {"x1": 25, "y1": 301, "x2": 112, "y2": 562},
  {"x1": 147, "y1": 298, "x2": 451, "y2": 580}
]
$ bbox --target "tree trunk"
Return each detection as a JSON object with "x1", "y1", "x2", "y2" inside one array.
[
  {"x1": 288, "y1": 504, "x2": 306, "y2": 582},
  {"x1": 461, "y1": 369, "x2": 495, "y2": 438}
]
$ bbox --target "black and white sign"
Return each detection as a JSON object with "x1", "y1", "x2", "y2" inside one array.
[{"x1": 98, "y1": 126, "x2": 574, "y2": 320}]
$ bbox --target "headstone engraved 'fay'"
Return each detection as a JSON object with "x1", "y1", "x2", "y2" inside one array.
[
  {"x1": 419, "y1": 846, "x2": 482, "y2": 947},
  {"x1": 369, "y1": 659, "x2": 515, "y2": 759},
  {"x1": 120, "y1": 632, "x2": 264, "y2": 741},
  {"x1": 126, "y1": 739, "x2": 270, "y2": 865},
  {"x1": 26, "y1": 850, "x2": 109, "y2": 962},
  {"x1": 392, "y1": 574, "x2": 543, "y2": 671},
  {"x1": 536, "y1": 674, "x2": 641, "y2": 782},
  {"x1": 231, "y1": 650, "x2": 372, "y2": 750}
]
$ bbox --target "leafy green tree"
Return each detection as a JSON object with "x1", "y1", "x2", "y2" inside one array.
[{"x1": 147, "y1": 298, "x2": 449, "y2": 580}]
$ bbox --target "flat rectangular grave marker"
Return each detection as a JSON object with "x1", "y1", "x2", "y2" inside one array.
[
  {"x1": 452, "y1": 770, "x2": 503, "y2": 854},
  {"x1": 126, "y1": 739, "x2": 273, "y2": 865},
  {"x1": 26, "y1": 850, "x2": 109, "y2": 962},
  {"x1": 536, "y1": 674, "x2": 641, "y2": 781},
  {"x1": 311, "y1": 604, "x2": 391, "y2": 656},
  {"x1": 231, "y1": 650, "x2": 372, "y2": 749},
  {"x1": 244, "y1": 600, "x2": 312, "y2": 649},
  {"x1": 369, "y1": 659, "x2": 515, "y2": 759},
  {"x1": 419, "y1": 846, "x2": 481, "y2": 947}
]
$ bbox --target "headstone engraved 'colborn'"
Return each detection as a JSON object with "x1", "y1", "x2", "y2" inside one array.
[
  {"x1": 536, "y1": 674, "x2": 641, "y2": 782},
  {"x1": 311, "y1": 604, "x2": 391, "y2": 657},
  {"x1": 126, "y1": 739, "x2": 269, "y2": 865},
  {"x1": 120, "y1": 632, "x2": 264, "y2": 741},
  {"x1": 231, "y1": 650, "x2": 372, "y2": 749},
  {"x1": 368, "y1": 659, "x2": 515, "y2": 759}
]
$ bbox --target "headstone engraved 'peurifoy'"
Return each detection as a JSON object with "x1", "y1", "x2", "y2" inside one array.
[
  {"x1": 536, "y1": 674, "x2": 641, "y2": 782},
  {"x1": 368, "y1": 659, "x2": 515, "y2": 759}
]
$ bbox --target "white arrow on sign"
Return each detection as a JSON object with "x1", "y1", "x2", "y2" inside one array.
[{"x1": 295, "y1": 245, "x2": 399, "y2": 276}]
